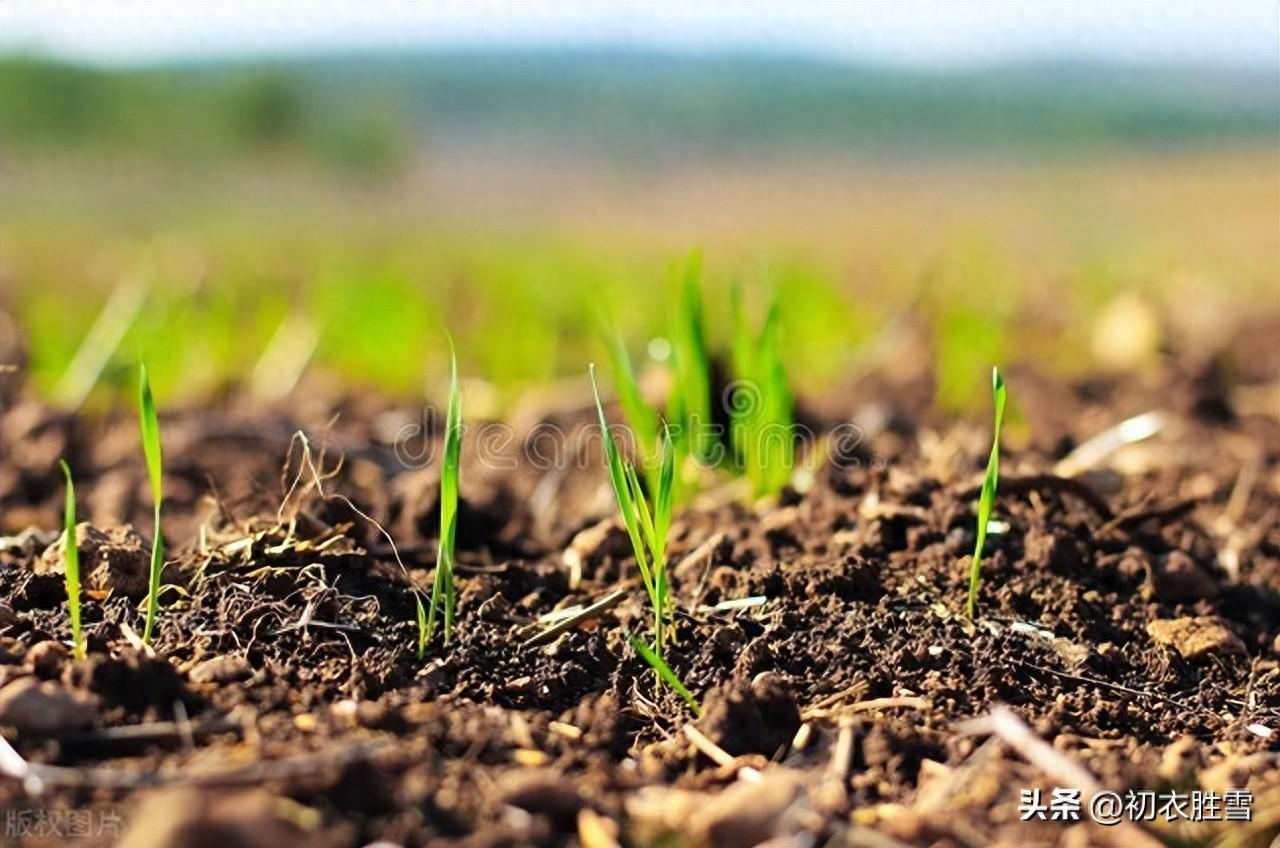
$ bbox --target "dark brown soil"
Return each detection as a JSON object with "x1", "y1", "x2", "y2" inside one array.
[{"x1": 0, "y1": 344, "x2": 1278, "y2": 848}]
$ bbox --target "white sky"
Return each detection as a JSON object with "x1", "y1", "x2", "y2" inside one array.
[{"x1": 0, "y1": 0, "x2": 1275, "y2": 69}]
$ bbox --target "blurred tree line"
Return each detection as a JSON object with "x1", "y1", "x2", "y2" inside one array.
[
  {"x1": 0, "y1": 51, "x2": 1273, "y2": 167},
  {"x1": 0, "y1": 56, "x2": 409, "y2": 174}
]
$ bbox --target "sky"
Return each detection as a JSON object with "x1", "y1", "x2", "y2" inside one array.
[{"x1": 0, "y1": 0, "x2": 1275, "y2": 69}]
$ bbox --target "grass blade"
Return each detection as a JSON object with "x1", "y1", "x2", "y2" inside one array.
[
  {"x1": 628, "y1": 633, "x2": 699, "y2": 716},
  {"x1": 604, "y1": 331, "x2": 658, "y2": 466},
  {"x1": 670, "y1": 250, "x2": 713, "y2": 464},
  {"x1": 591, "y1": 363, "x2": 671, "y2": 654},
  {"x1": 425, "y1": 341, "x2": 463, "y2": 649},
  {"x1": 590, "y1": 364, "x2": 650, "y2": 580},
  {"x1": 138, "y1": 364, "x2": 164, "y2": 644},
  {"x1": 966, "y1": 366, "x2": 1008, "y2": 619},
  {"x1": 651, "y1": 424, "x2": 674, "y2": 563},
  {"x1": 756, "y1": 297, "x2": 794, "y2": 495},
  {"x1": 729, "y1": 286, "x2": 794, "y2": 496},
  {"x1": 415, "y1": 592, "x2": 428, "y2": 659},
  {"x1": 59, "y1": 460, "x2": 85, "y2": 661}
]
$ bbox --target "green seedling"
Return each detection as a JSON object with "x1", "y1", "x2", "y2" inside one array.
[
  {"x1": 668, "y1": 250, "x2": 714, "y2": 466},
  {"x1": 729, "y1": 284, "x2": 794, "y2": 496},
  {"x1": 421, "y1": 343, "x2": 462, "y2": 654},
  {"x1": 628, "y1": 632, "x2": 700, "y2": 716},
  {"x1": 966, "y1": 367, "x2": 1007, "y2": 619},
  {"x1": 58, "y1": 460, "x2": 85, "y2": 661},
  {"x1": 604, "y1": 331, "x2": 660, "y2": 480},
  {"x1": 138, "y1": 364, "x2": 164, "y2": 644},
  {"x1": 590, "y1": 364, "x2": 676, "y2": 658}
]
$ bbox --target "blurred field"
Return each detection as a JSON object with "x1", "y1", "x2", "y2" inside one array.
[{"x1": 0, "y1": 53, "x2": 1275, "y2": 410}]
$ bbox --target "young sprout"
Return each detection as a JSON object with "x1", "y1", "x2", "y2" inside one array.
[
  {"x1": 729, "y1": 284, "x2": 794, "y2": 497},
  {"x1": 590, "y1": 364, "x2": 676, "y2": 658},
  {"x1": 58, "y1": 461, "x2": 85, "y2": 661},
  {"x1": 669, "y1": 250, "x2": 714, "y2": 466},
  {"x1": 138, "y1": 364, "x2": 164, "y2": 644},
  {"x1": 628, "y1": 633, "x2": 700, "y2": 715},
  {"x1": 421, "y1": 343, "x2": 462, "y2": 654},
  {"x1": 966, "y1": 367, "x2": 1008, "y2": 619},
  {"x1": 604, "y1": 331, "x2": 660, "y2": 483}
]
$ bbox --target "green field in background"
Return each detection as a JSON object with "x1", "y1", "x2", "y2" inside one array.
[{"x1": 0, "y1": 52, "x2": 1275, "y2": 412}]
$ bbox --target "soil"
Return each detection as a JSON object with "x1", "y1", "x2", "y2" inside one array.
[{"x1": 0, "y1": 335, "x2": 1277, "y2": 848}]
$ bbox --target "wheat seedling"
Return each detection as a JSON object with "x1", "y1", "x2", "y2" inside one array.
[
  {"x1": 58, "y1": 460, "x2": 85, "y2": 661},
  {"x1": 730, "y1": 284, "x2": 794, "y2": 496},
  {"x1": 420, "y1": 343, "x2": 462, "y2": 654},
  {"x1": 965, "y1": 366, "x2": 1007, "y2": 619},
  {"x1": 668, "y1": 250, "x2": 714, "y2": 466},
  {"x1": 628, "y1": 632, "x2": 700, "y2": 715},
  {"x1": 138, "y1": 364, "x2": 165, "y2": 644},
  {"x1": 590, "y1": 364, "x2": 676, "y2": 657}
]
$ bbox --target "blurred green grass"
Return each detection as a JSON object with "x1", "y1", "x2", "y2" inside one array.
[{"x1": 0, "y1": 53, "x2": 1275, "y2": 412}]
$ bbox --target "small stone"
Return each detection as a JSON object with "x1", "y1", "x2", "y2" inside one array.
[
  {"x1": 189, "y1": 655, "x2": 252, "y2": 684},
  {"x1": 26, "y1": 640, "x2": 67, "y2": 678},
  {"x1": 1147, "y1": 617, "x2": 1245, "y2": 660},
  {"x1": 0, "y1": 677, "x2": 97, "y2": 734}
]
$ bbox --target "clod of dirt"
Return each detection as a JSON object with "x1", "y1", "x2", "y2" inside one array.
[
  {"x1": 563, "y1": 518, "x2": 629, "y2": 584},
  {"x1": 118, "y1": 789, "x2": 325, "y2": 848},
  {"x1": 37, "y1": 523, "x2": 153, "y2": 600},
  {"x1": 695, "y1": 672, "x2": 800, "y2": 758},
  {"x1": 495, "y1": 768, "x2": 586, "y2": 824},
  {"x1": 1151, "y1": 551, "x2": 1220, "y2": 603},
  {"x1": 0, "y1": 637, "x2": 24, "y2": 664},
  {"x1": 1158, "y1": 735, "x2": 1203, "y2": 783},
  {"x1": 1147, "y1": 616, "x2": 1246, "y2": 659},
  {"x1": 1023, "y1": 527, "x2": 1086, "y2": 571},
  {"x1": 189, "y1": 655, "x2": 253, "y2": 684},
  {"x1": 0, "y1": 527, "x2": 58, "y2": 559},
  {"x1": 86, "y1": 650, "x2": 196, "y2": 716},
  {"x1": 761, "y1": 506, "x2": 802, "y2": 549},
  {"x1": 694, "y1": 771, "x2": 804, "y2": 848},
  {"x1": 0, "y1": 676, "x2": 97, "y2": 734},
  {"x1": 25, "y1": 639, "x2": 66, "y2": 678}
]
